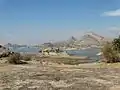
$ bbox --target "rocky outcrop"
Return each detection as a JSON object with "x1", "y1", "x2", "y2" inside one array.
[
  {"x1": 75, "y1": 32, "x2": 107, "y2": 47},
  {"x1": 42, "y1": 32, "x2": 110, "y2": 49},
  {"x1": 52, "y1": 36, "x2": 77, "y2": 48},
  {"x1": 67, "y1": 36, "x2": 77, "y2": 43},
  {"x1": 40, "y1": 48, "x2": 69, "y2": 57},
  {"x1": 0, "y1": 45, "x2": 13, "y2": 58}
]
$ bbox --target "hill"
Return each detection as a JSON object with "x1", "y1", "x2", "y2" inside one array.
[{"x1": 52, "y1": 32, "x2": 112, "y2": 49}]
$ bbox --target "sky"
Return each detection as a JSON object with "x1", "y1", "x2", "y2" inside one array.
[{"x1": 0, "y1": 0, "x2": 120, "y2": 44}]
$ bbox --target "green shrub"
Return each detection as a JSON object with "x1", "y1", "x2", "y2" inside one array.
[
  {"x1": 112, "y1": 36, "x2": 120, "y2": 52},
  {"x1": 102, "y1": 42, "x2": 120, "y2": 63},
  {"x1": 8, "y1": 53, "x2": 23, "y2": 64}
]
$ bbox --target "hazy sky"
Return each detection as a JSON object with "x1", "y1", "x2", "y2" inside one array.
[{"x1": 0, "y1": 0, "x2": 120, "y2": 44}]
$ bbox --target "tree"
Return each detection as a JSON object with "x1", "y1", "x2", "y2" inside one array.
[
  {"x1": 102, "y1": 42, "x2": 120, "y2": 63},
  {"x1": 112, "y1": 35, "x2": 120, "y2": 52}
]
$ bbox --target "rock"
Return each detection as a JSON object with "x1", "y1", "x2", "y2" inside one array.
[{"x1": 0, "y1": 45, "x2": 14, "y2": 58}]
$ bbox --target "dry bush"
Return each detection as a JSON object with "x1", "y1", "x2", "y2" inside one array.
[
  {"x1": 102, "y1": 43, "x2": 120, "y2": 63},
  {"x1": 22, "y1": 55, "x2": 32, "y2": 61},
  {"x1": 8, "y1": 53, "x2": 26, "y2": 64}
]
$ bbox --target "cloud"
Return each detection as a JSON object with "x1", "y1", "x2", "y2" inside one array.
[
  {"x1": 106, "y1": 26, "x2": 120, "y2": 36},
  {"x1": 107, "y1": 27, "x2": 120, "y2": 31},
  {"x1": 102, "y1": 9, "x2": 120, "y2": 16}
]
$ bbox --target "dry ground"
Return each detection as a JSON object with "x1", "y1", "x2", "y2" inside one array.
[{"x1": 0, "y1": 57, "x2": 120, "y2": 90}]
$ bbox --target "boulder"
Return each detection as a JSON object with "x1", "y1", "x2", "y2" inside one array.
[{"x1": 0, "y1": 45, "x2": 13, "y2": 58}]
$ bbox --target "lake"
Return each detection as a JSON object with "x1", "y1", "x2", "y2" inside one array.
[
  {"x1": 9, "y1": 47, "x2": 101, "y2": 60},
  {"x1": 9, "y1": 47, "x2": 40, "y2": 54},
  {"x1": 66, "y1": 48, "x2": 101, "y2": 60}
]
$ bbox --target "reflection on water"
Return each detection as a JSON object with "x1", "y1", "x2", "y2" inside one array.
[
  {"x1": 66, "y1": 48, "x2": 100, "y2": 60},
  {"x1": 9, "y1": 47, "x2": 40, "y2": 54}
]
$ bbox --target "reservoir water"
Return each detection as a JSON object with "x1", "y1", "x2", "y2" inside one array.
[
  {"x1": 66, "y1": 48, "x2": 100, "y2": 60},
  {"x1": 9, "y1": 47, "x2": 100, "y2": 60},
  {"x1": 9, "y1": 47, "x2": 40, "y2": 54}
]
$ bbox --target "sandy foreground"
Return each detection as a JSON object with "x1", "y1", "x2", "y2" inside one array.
[{"x1": 0, "y1": 57, "x2": 120, "y2": 90}]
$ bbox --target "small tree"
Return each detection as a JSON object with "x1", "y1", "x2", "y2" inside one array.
[
  {"x1": 112, "y1": 35, "x2": 120, "y2": 52},
  {"x1": 102, "y1": 42, "x2": 120, "y2": 63}
]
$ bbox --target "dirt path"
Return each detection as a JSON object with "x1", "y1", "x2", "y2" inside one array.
[{"x1": 0, "y1": 64, "x2": 14, "y2": 72}]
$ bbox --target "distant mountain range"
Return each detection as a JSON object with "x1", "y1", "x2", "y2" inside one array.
[
  {"x1": 4, "y1": 43, "x2": 28, "y2": 48},
  {"x1": 51, "y1": 32, "x2": 112, "y2": 48},
  {"x1": 3, "y1": 32, "x2": 112, "y2": 49},
  {"x1": 75, "y1": 32, "x2": 105, "y2": 46}
]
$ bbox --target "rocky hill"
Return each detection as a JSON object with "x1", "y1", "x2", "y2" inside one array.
[
  {"x1": 52, "y1": 36, "x2": 77, "y2": 48},
  {"x1": 75, "y1": 32, "x2": 105, "y2": 47},
  {"x1": 52, "y1": 32, "x2": 111, "y2": 49},
  {"x1": 40, "y1": 32, "x2": 112, "y2": 49}
]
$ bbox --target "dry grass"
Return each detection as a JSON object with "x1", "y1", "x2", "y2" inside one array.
[
  {"x1": 22, "y1": 55, "x2": 32, "y2": 61},
  {"x1": 41, "y1": 56, "x2": 93, "y2": 65},
  {"x1": 78, "y1": 62, "x2": 120, "y2": 68},
  {"x1": 0, "y1": 61, "x2": 119, "y2": 90},
  {"x1": 97, "y1": 63, "x2": 120, "y2": 68}
]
